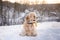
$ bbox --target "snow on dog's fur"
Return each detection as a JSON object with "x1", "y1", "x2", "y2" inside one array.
[{"x1": 20, "y1": 12, "x2": 37, "y2": 36}]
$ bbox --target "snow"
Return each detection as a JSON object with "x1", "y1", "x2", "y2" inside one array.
[{"x1": 0, "y1": 22, "x2": 60, "y2": 40}]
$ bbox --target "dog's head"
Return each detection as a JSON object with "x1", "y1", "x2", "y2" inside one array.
[{"x1": 25, "y1": 12, "x2": 36, "y2": 24}]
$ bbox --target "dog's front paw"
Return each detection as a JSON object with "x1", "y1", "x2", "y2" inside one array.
[
  {"x1": 31, "y1": 32, "x2": 37, "y2": 37},
  {"x1": 32, "y1": 34, "x2": 37, "y2": 37}
]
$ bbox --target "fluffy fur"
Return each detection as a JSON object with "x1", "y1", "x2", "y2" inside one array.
[{"x1": 20, "y1": 12, "x2": 37, "y2": 36}]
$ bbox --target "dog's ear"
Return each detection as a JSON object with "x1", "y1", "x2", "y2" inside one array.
[{"x1": 26, "y1": 16, "x2": 29, "y2": 20}]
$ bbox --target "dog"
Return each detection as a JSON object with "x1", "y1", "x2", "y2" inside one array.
[{"x1": 20, "y1": 12, "x2": 37, "y2": 36}]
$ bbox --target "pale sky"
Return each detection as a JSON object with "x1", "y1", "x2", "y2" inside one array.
[{"x1": 2, "y1": 0, "x2": 60, "y2": 5}]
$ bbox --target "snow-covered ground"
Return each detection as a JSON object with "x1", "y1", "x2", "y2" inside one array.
[{"x1": 0, "y1": 22, "x2": 60, "y2": 40}]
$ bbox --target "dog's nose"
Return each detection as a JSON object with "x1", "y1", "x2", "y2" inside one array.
[{"x1": 33, "y1": 20, "x2": 35, "y2": 21}]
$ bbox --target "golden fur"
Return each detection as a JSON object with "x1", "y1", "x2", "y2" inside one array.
[{"x1": 20, "y1": 12, "x2": 37, "y2": 36}]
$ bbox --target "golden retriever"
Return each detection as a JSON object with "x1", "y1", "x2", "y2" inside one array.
[{"x1": 20, "y1": 12, "x2": 37, "y2": 36}]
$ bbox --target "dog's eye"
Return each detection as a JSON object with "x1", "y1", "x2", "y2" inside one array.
[
  {"x1": 26, "y1": 17, "x2": 29, "y2": 20},
  {"x1": 34, "y1": 16, "x2": 35, "y2": 18}
]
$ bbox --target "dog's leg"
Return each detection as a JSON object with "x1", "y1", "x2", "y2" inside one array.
[
  {"x1": 31, "y1": 24, "x2": 37, "y2": 36},
  {"x1": 25, "y1": 25, "x2": 32, "y2": 36}
]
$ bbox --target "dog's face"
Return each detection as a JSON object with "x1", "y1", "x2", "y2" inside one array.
[{"x1": 26, "y1": 12, "x2": 36, "y2": 24}]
